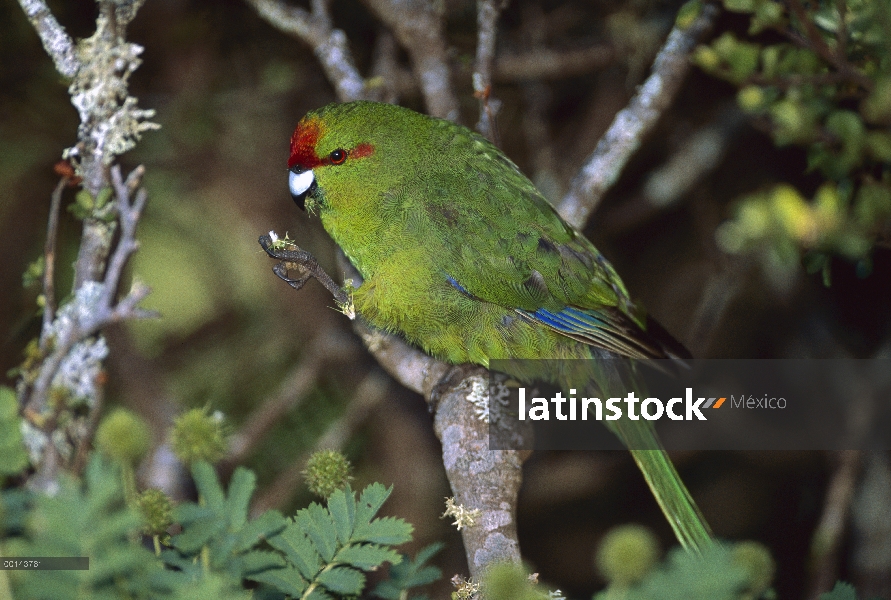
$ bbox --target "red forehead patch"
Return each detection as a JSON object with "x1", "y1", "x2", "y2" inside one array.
[{"x1": 288, "y1": 117, "x2": 324, "y2": 170}]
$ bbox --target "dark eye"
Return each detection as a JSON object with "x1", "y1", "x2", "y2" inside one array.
[{"x1": 329, "y1": 149, "x2": 347, "y2": 164}]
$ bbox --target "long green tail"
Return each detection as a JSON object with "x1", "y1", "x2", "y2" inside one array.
[
  {"x1": 614, "y1": 417, "x2": 714, "y2": 554},
  {"x1": 584, "y1": 357, "x2": 714, "y2": 553}
]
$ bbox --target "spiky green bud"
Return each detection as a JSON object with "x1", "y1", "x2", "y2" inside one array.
[
  {"x1": 138, "y1": 488, "x2": 173, "y2": 539},
  {"x1": 170, "y1": 407, "x2": 227, "y2": 465},
  {"x1": 303, "y1": 449, "x2": 352, "y2": 498}
]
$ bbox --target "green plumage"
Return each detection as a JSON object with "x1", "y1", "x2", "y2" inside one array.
[{"x1": 287, "y1": 101, "x2": 712, "y2": 551}]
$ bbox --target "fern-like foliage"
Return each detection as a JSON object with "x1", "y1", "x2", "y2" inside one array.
[
  {"x1": 249, "y1": 483, "x2": 413, "y2": 599},
  {"x1": 5, "y1": 456, "x2": 161, "y2": 600},
  {"x1": 159, "y1": 460, "x2": 287, "y2": 588},
  {"x1": 372, "y1": 541, "x2": 444, "y2": 600},
  {"x1": 2, "y1": 457, "x2": 430, "y2": 599}
]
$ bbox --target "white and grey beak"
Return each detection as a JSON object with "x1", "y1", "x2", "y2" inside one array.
[{"x1": 288, "y1": 168, "x2": 316, "y2": 210}]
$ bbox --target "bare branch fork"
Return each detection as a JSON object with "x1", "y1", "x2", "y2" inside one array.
[
  {"x1": 24, "y1": 167, "x2": 155, "y2": 416},
  {"x1": 17, "y1": 0, "x2": 156, "y2": 490},
  {"x1": 558, "y1": 2, "x2": 720, "y2": 228}
]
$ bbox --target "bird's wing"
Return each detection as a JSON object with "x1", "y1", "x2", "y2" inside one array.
[{"x1": 416, "y1": 137, "x2": 687, "y2": 360}]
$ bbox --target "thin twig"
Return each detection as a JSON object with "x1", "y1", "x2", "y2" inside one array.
[
  {"x1": 245, "y1": 0, "x2": 367, "y2": 102},
  {"x1": 224, "y1": 333, "x2": 356, "y2": 468},
  {"x1": 15, "y1": 0, "x2": 80, "y2": 78},
  {"x1": 473, "y1": 0, "x2": 509, "y2": 142},
  {"x1": 557, "y1": 2, "x2": 719, "y2": 229},
  {"x1": 41, "y1": 177, "x2": 67, "y2": 341},
  {"x1": 836, "y1": 0, "x2": 848, "y2": 60},
  {"x1": 26, "y1": 165, "x2": 155, "y2": 417},
  {"x1": 808, "y1": 450, "x2": 862, "y2": 599},
  {"x1": 369, "y1": 31, "x2": 402, "y2": 104},
  {"x1": 786, "y1": 0, "x2": 872, "y2": 91},
  {"x1": 227, "y1": 354, "x2": 323, "y2": 466},
  {"x1": 362, "y1": 0, "x2": 459, "y2": 120},
  {"x1": 100, "y1": 165, "x2": 146, "y2": 313}
]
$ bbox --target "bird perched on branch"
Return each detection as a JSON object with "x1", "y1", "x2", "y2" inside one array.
[{"x1": 281, "y1": 100, "x2": 712, "y2": 552}]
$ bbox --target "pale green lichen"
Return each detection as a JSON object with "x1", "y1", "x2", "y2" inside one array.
[
  {"x1": 63, "y1": 13, "x2": 159, "y2": 173},
  {"x1": 442, "y1": 497, "x2": 482, "y2": 531}
]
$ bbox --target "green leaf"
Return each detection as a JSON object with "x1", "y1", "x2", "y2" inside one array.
[
  {"x1": 0, "y1": 387, "x2": 28, "y2": 476},
  {"x1": 327, "y1": 486, "x2": 355, "y2": 545},
  {"x1": 335, "y1": 543, "x2": 402, "y2": 570},
  {"x1": 225, "y1": 467, "x2": 256, "y2": 530},
  {"x1": 723, "y1": 0, "x2": 756, "y2": 13},
  {"x1": 248, "y1": 565, "x2": 308, "y2": 597},
  {"x1": 236, "y1": 549, "x2": 286, "y2": 575},
  {"x1": 305, "y1": 588, "x2": 335, "y2": 600},
  {"x1": 620, "y1": 544, "x2": 752, "y2": 600},
  {"x1": 268, "y1": 522, "x2": 322, "y2": 580},
  {"x1": 298, "y1": 502, "x2": 339, "y2": 562},
  {"x1": 171, "y1": 512, "x2": 225, "y2": 553},
  {"x1": 232, "y1": 508, "x2": 286, "y2": 554},
  {"x1": 355, "y1": 482, "x2": 392, "y2": 526},
  {"x1": 10, "y1": 456, "x2": 160, "y2": 600},
  {"x1": 675, "y1": 0, "x2": 702, "y2": 29},
  {"x1": 316, "y1": 566, "x2": 366, "y2": 595},
  {"x1": 862, "y1": 77, "x2": 891, "y2": 124},
  {"x1": 191, "y1": 461, "x2": 226, "y2": 509},
  {"x1": 373, "y1": 542, "x2": 444, "y2": 600},
  {"x1": 353, "y1": 516, "x2": 414, "y2": 545},
  {"x1": 94, "y1": 187, "x2": 113, "y2": 209},
  {"x1": 820, "y1": 581, "x2": 858, "y2": 600}
]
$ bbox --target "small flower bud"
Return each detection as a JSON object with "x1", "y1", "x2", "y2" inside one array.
[
  {"x1": 138, "y1": 488, "x2": 173, "y2": 539},
  {"x1": 733, "y1": 541, "x2": 775, "y2": 596},
  {"x1": 303, "y1": 449, "x2": 352, "y2": 498},
  {"x1": 595, "y1": 524, "x2": 660, "y2": 586},
  {"x1": 170, "y1": 408, "x2": 227, "y2": 465},
  {"x1": 95, "y1": 408, "x2": 151, "y2": 465}
]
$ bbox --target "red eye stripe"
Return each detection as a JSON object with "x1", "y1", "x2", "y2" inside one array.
[{"x1": 351, "y1": 143, "x2": 375, "y2": 159}]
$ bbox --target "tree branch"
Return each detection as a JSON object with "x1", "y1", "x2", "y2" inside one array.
[
  {"x1": 25, "y1": 164, "x2": 155, "y2": 419},
  {"x1": 473, "y1": 0, "x2": 509, "y2": 142},
  {"x1": 16, "y1": 0, "x2": 80, "y2": 78},
  {"x1": 808, "y1": 450, "x2": 861, "y2": 599},
  {"x1": 362, "y1": 0, "x2": 459, "y2": 120},
  {"x1": 245, "y1": 0, "x2": 367, "y2": 102},
  {"x1": 224, "y1": 333, "x2": 356, "y2": 468},
  {"x1": 557, "y1": 2, "x2": 719, "y2": 229}
]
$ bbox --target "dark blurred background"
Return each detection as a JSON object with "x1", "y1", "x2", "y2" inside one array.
[{"x1": 2, "y1": 0, "x2": 890, "y2": 597}]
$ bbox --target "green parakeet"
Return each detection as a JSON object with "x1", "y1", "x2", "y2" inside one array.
[{"x1": 283, "y1": 101, "x2": 713, "y2": 552}]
